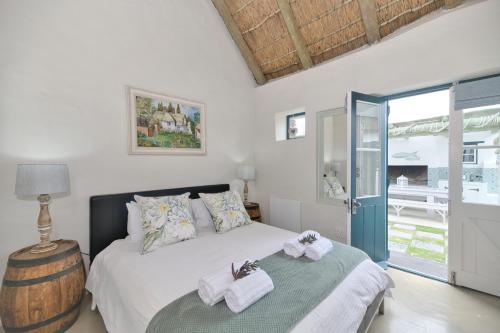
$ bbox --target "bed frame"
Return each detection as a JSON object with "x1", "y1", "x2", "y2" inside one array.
[
  {"x1": 89, "y1": 183, "x2": 230, "y2": 263},
  {"x1": 89, "y1": 183, "x2": 385, "y2": 332}
]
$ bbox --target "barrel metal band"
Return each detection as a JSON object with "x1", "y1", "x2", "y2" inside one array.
[
  {"x1": 53, "y1": 314, "x2": 79, "y2": 333},
  {"x1": 2, "y1": 296, "x2": 82, "y2": 332},
  {"x1": 8, "y1": 244, "x2": 80, "y2": 268},
  {"x1": 3, "y1": 261, "x2": 83, "y2": 287}
]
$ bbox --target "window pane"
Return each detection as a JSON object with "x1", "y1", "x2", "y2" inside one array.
[
  {"x1": 461, "y1": 104, "x2": 500, "y2": 206},
  {"x1": 294, "y1": 116, "x2": 305, "y2": 137},
  {"x1": 462, "y1": 147, "x2": 500, "y2": 206},
  {"x1": 288, "y1": 113, "x2": 305, "y2": 139}
]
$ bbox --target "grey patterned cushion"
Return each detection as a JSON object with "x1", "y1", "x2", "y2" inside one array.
[
  {"x1": 135, "y1": 193, "x2": 196, "y2": 253},
  {"x1": 199, "y1": 191, "x2": 252, "y2": 233}
]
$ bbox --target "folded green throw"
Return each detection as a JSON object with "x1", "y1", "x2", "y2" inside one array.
[{"x1": 146, "y1": 240, "x2": 368, "y2": 333}]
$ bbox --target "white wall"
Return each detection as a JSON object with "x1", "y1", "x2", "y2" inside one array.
[
  {"x1": 0, "y1": 0, "x2": 257, "y2": 277},
  {"x1": 254, "y1": 0, "x2": 500, "y2": 242}
]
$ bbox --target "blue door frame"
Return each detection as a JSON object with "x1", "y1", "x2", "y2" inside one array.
[{"x1": 349, "y1": 92, "x2": 389, "y2": 264}]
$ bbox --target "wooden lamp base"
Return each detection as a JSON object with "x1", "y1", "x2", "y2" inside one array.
[
  {"x1": 243, "y1": 180, "x2": 249, "y2": 204},
  {"x1": 32, "y1": 194, "x2": 58, "y2": 254},
  {"x1": 31, "y1": 242, "x2": 58, "y2": 254}
]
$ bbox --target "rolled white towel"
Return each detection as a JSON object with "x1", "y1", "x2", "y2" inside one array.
[
  {"x1": 283, "y1": 238, "x2": 306, "y2": 258},
  {"x1": 224, "y1": 269, "x2": 274, "y2": 313},
  {"x1": 283, "y1": 230, "x2": 321, "y2": 258},
  {"x1": 305, "y1": 238, "x2": 333, "y2": 261},
  {"x1": 198, "y1": 260, "x2": 247, "y2": 306}
]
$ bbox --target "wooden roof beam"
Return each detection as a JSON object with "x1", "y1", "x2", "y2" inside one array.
[
  {"x1": 277, "y1": 0, "x2": 313, "y2": 69},
  {"x1": 444, "y1": 0, "x2": 464, "y2": 9},
  {"x1": 357, "y1": 0, "x2": 381, "y2": 44},
  {"x1": 212, "y1": 0, "x2": 266, "y2": 85}
]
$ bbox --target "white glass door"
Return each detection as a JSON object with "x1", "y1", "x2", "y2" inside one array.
[{"x1": 448, "y1": 83, "x2": 500, "y2": 296}]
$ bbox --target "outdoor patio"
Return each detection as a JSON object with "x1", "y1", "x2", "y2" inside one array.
[{"x1": 388, "y1": 208, "x2": 448, "y2": 280}]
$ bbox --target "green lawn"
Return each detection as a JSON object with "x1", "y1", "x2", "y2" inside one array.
[
  {"x1": 388, "y1": 222, "x2": 448, "y2": 264},
  {"x1": 137, "y1": 132, "x2": 201, "y2": 149}
]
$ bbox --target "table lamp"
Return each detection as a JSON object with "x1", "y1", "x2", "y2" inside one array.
[
  {"x1": 15, "y1": 164, "x2": 70, "y2": 253},
  {"x1": 237, "y1": 165, "x2": 255, "y2": 204}
]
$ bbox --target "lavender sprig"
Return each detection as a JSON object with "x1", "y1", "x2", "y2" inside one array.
[
  {"x1": 231, "y1": 260, "x2": 259, "y2": 280},
  {"x1": 298, "y1": 233, "x2": 318, "y2": 245}
]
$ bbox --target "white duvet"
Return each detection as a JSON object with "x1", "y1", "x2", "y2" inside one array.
[{"x1": 86, "y1": 223, "x2": 394, "y2": 333}]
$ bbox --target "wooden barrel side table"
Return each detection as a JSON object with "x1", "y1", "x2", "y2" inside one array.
[
  {"x1": 0, "y1": 240, "x2": 85, "y2": 333},
  {"x1": 244, "y1": 202, "x2": 262, "y2": 222}
]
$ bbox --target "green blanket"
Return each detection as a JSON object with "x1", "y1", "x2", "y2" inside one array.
[{"x1": 146, "y1": 241, "x2": 368, "y2": 333}]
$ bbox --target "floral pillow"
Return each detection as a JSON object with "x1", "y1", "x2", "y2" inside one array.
[
  {"x1": 199, "y1": 190, "x2": 252, "y2": 233},
  {"x1": 134, "y1": 193, "x2": 196, "y2": 254}
]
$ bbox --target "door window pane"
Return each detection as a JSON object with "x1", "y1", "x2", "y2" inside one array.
[
  {"x1": 356, "y1": 101, "x2": 382, "y2": 198},
  {"x1": 461, "y1": 104, "x2": 500, "y2": 206}
]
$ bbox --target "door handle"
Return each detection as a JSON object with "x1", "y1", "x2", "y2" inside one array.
[
  {"x1": 352, "y1": 198, "x2": 361, "y2": 215},
  {"x1": 344, "y1": 199, "x2": 350, "y2": 213}
]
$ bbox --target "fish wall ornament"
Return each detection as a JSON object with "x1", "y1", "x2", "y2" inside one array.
[{"x1": 392, "y1": 151, "x2": 420, "y2": 161}]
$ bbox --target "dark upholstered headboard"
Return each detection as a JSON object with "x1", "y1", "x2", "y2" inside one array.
[{"x1": 89, "y1": 184, "x2": 230, "y2": 263}]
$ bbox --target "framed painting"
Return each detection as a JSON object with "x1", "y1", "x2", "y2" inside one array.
[{"x1": 129, "y1": 88, "x2": 206, "y2": 155}]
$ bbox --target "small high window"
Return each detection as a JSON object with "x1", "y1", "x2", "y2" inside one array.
[
  {"x1": 275, "y1": 107, "x2": 306, "y2": 142},
  {"x1": 287, "y1": 112, "x2": 306, "y2": 139}
]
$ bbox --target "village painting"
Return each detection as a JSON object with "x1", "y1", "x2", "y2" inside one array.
[{"x1": 129, "y1": 88, "x2": 205, "y2": 154}]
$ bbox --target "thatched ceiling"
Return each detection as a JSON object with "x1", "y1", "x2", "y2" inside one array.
[{"x1": 212, "y1": 0, "x2": 465, "y2": 84}]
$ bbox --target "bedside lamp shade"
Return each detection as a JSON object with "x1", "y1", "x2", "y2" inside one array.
[
  {"x1": 14, "y1": 164, "x2": 70, "y2": 254},
  {"x1": 237, "y1": 165, "x2": 256, "y2": 181},
  {"x1": 15, "y1": 164, "x2": 70, "y2": 196}
]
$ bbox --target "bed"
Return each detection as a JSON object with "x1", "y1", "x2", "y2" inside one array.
[{"x1": 86, "y1": 184, "x2": 393, "y2": 333}]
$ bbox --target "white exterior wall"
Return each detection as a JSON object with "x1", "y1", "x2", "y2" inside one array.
[{"x1": 389, "y1": 135, "x2": 449, "y2": 168}]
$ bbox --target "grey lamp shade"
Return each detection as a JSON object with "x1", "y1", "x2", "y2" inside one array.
[
  {"x1": 237, "y1": 165, "x2": 256, "y2": 181},
  {"x1": 15, "y1": 164, "x2": 70, "y2": 196}
]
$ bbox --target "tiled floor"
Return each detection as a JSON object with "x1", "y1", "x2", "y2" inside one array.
[
  {"x1": 3, "y1": 268, "x2": 499, "y2": 333},
  {"x1": 369, "y1": 269, "x2": 500, "y2": 333}
]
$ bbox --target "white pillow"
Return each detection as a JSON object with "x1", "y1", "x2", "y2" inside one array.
[
  {"x1": 190, "y1": 198, "x2": 214, "y2": 229},
  {"x1": 126, "y1": 201, "x2": 143, "y2": 242}
]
